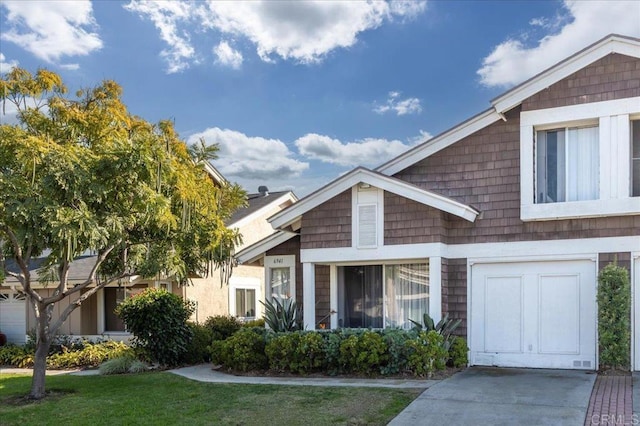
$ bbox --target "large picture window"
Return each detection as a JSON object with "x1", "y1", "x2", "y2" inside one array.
[
  {"x1": 536, "y1": 126, "x2": 599, "y2": 203},
  {"x1": 337, "y1": 262, "x2": 429, "y2": 330}
]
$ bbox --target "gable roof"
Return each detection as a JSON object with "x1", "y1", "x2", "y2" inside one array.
[
  {"x1": 227, "y1": 191, "x2": 297, "y2": 227},
  {"x1": 269, "y1": 167, "x2": 479, "y2": 231},
  {"x1": 376, "y1": 34, "x2": 640, "y2": 176}
]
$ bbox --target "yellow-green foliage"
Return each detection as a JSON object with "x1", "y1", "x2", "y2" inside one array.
[
  {"x1": 405, "y1": 331, "x2": 448, "y2": 377},
  {"x1": 339, "y1": 331, "x2": 389, "y2": 375}
]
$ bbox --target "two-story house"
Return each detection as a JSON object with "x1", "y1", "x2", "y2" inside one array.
[{"x1": 237, "y1": 34, "x2": 640, "y2": 371}]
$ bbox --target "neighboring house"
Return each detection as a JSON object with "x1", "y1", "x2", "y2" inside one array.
[
  {"x1": 183, "y1": 187, "x2": 297, "y2": 323},
  {"x1": 237, "y1": 34, "x2": 640, "y2": 371},
  {"x1": 0, "y1": 162, "x2": 296, "y2": 343}
]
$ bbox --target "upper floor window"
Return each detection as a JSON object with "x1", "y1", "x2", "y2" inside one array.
[
  {"x1": 535, "y1": 126, "x2": 599, "y2": 203},
  {"x1": 632, "y1": 120, "x2": 640, "y2": 197}
]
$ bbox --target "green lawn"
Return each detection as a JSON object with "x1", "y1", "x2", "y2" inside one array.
[{"x1": 0, "y1": 372, "x2": 422, "y2": 425}]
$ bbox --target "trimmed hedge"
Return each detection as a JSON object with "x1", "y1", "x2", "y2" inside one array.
[
  {"x1": 212, "y1": 328, "x2": 468, "y2": 378},
  {"x1": 598, "y1": 262, "x2": 631, "y2": 370}
]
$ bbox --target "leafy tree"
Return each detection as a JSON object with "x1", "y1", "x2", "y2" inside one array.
[{"x1": 0, "y1": 68, "x2": 245, "y2": 399}]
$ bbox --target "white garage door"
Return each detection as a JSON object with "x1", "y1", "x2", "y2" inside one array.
[
  {"x1": 0, "y1": 292, "x2": 27, "y2": 344},
  {"x1": 470, "y1": 259, "x2": 596, "y2": 370}
]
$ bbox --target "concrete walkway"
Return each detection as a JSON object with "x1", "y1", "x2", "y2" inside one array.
[
  {"x1": 389, "y1": 367, "x2": 596, "y2": 426},
  {"x1": 169, "y1": 364, "x2": 438, "y2": 389}
]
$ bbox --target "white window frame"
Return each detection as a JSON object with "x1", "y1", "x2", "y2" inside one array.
[
  {"x1": 229, "y1": 277, "x2": 260, "y2": 320},
  {"x1": 520, "y1": 97, "x2": 640, "y2": 221},
  {"x1": 351, "y1": 186, "x2": 384, "y2": 249},
  {"x1": 632, "y1": 120, "x2": 640, "y2": 197},
  {"x1": 154, "y1": 281, "x2": 172, "y2": 292},
  {"x1": 265, "y1": 254, "x2": 296, "y2": 302}
]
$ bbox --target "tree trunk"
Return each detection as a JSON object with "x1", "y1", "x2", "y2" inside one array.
[{"x1": 29, "y1": 337, "x2": 51, "y2": 399}]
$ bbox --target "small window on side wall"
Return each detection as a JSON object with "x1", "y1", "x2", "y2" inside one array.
[
  {"x1": 632, "y1": 120, "x2": 640, "y2": 197},
  {"x1": 535, "y1": 125, "x2": 599, "y2": 203}
]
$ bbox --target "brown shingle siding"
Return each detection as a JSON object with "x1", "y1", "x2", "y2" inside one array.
[
  {"x1": 443, "y1": 258, "x2": 467, "y2": 337},
  {"x1": 315, "y1": 265, "x2": 330, "y2": 328},
  {"x1": 300, "y1": 190, "x2": 351, "y2": 249},
  {"x1": 522, "y1": 54, "x2": 640, "y2": 111}
]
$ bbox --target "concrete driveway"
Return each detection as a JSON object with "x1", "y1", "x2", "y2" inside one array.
[{"x1": 389, "y1": 367, "x2": 596, "y2": 426}]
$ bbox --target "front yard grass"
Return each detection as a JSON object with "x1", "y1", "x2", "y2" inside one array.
[{"x1": 0, "y1": 372, "x2": 422, "y2": 425}]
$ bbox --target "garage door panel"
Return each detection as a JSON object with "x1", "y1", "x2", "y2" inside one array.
[
  {"x1": 0, "y1": 293, "x2": 27, "y2": 345},
  {"x1": 538, "y1": 275, "x2": 580, "y2": 354},
  {"x1": 471, "y1": 259, "x2": 596, "y2": 370},
  {"x1": 484, "y1": 276, "x2": 523, "y2": 353}
]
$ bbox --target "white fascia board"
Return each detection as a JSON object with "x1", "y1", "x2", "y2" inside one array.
[
  {"x1": 235, "y1": 231, "x2": 297, "y2": 265},
  {"x1": 269, "y1": 168, "x2": 478, "y2": 230},
  {"x1": 492, "y1": 36, "x2": 640, "y2": 114},
  {"x1": 376, "y1": 109, "x2": 501, "y2": 176},
  {"x1": 204, "y1": 162, "x2": 227, "y2": 185},
  {"x1": 300, "y1": 235, "x2": 640, "y2": 264},
  {"x1": 229, "y1": 192, "x2": 297, "y2": 229}
]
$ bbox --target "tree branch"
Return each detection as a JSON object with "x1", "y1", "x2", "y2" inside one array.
[{"x1": 1, "y1": 226, "x2": 42, "y2": 302}]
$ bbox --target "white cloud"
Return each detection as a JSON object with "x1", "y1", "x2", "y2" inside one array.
[
  {"x1": 295, "y1": 133, "x2": 415, "y2": 167},
  {"x1": 374, "y1": 91, "x2": 422, "y2": 116},
  {"x1": 124, "y1": 1, "x2": 195, "y2": 74},
  {"x1": 59, "y1": 63, "x2": 80, "y2": 71},
  {"x1": 124, "y1": 0, "x2": 426, "y2": 70},
  {"x1": 478, "y1": 0, "x2": 640, "y2": 87},
  {"x1": 0, "y1": 53, "x2": 18, "y2": 73},
  {"x1": 213, "y1": 41, "x2": 243, "y2": 69},
  {"x1": 408, "y1": 130, "x2": 433, "y2": 145},
  {"x1": 0, "y1": 0, "x2": 102, "y2": 63},
  {"x1": 187, "y1": 127, "x2": 308, "y2": 180},
  {"x1": 199, "y1": 1, "x2": 425, "y2": 64}
]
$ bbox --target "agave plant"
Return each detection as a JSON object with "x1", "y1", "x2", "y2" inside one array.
[
  {"x1": 261, "y1": 297, "x2": 303, "y2": 332},
  {"x1": 409, "y1": 313, "x2": 461, "y2": 350}
]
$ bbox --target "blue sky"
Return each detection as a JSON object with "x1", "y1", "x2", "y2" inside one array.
[{"x1": 1, "y1": 1, "x2": 639, "y2": 197}]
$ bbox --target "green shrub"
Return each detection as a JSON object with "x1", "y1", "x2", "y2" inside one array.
[
  {"x1": 242, "y1": 318, "x2": 265, "y2": 328},
  {"x1": 262, "y1": 297, "x2": 302, "y2": 332},
  {"x1": 128, "y1": 359, "x2": 148, "y2": 373},
  {"x1": 339, "y1": 330, "x2": 388, "y2": 375},
  {"x1": 323, "y1": 330, "x2": 344, "y2": 375},
  {"x1": 598, "y1": 262, "x2": 631, "y2": 370},
  {"x1": 448, "y1": 336, "x2": 468, "y2": 368},
  {"x1": 116, "y1": 288, "x2": 194, "y2": 366},
  {"x1": 410, "y1": 313, "x2": 461, "y2": 351},
  {"x1": 210, "y1": 328, "x2": 268, "y2": 372},
  {"x1": 265, "y1": 331, "x2": 325, "y2": 374},
  {"x1": 47, "y1": 341, "x2": 133, "y2": 369},
  {"x1": 183, "y1": 322, "x2": 213, "y2": 364},
  {"x1": 99, "y1": 356, "x2": 135, "y2": 375},
  {"x1": 204, "y1": 315, "x2": 241, "y2": 341},
  {"x1": 405, "y1": 330, "x2": 447, "y2": 377},
  {"x1": 381, "y1": 329, "x2": 413, "y2": 375}
]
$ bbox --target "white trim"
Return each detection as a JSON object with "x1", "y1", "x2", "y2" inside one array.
[
  {"x1": 492, "y1": 35, "x2": 640, "y2": 114},
  {"x1": 230, "y1": 192, "x2": 297, "y2": 229},
  {"x1": 352, "y1": 186, "x2": 384, "y2": 249},
  {"x1": 303, "y1": 263, "x2": 315, "y2": 330},
  {"x1": 521, "y1": 97, "x2": 640, "y2": 221},
  {"x1": 265, "y1": 254, "x2": 296, "y2": 301},
  {"x1": 330, "y1": 265, "x2": 338, "y2": 329},
  {"x1": 204, "y1": 163, "x2": 227, "y2": 185},
  {"x1": 269, "y1": 167, "x2": 478, "y2": 230},
  {"x1": 236, "y1": 231, "x2": 297, "y2": 265},
  {"x1": 301, "y1": 236, "x2": 640, "y2": 264},
  {"x1": 376, "y1": 109, "x2": 501, "y2": 176},
  {"x1": 429, "y1": 256, "x2": 442, "y2": 323}
]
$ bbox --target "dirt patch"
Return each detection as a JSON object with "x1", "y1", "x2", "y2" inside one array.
[
  {"x1": 597, "y1": 367, "x2": 631, "y2": 376},
  {"x1": 2, "y1": 388, "x2": 75, "y2": 406}
]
